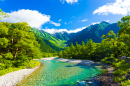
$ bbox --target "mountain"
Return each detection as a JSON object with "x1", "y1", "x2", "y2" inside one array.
[
  {"x1": 67, "y1": 21, "x2": 119, "y2": 45},
  {"x1": 31, "y1": 28, "x2": 64, "y2": 52},
  {"x1": 52, "y1": 31, "x2": 78, "y2": 41},
  {"x1": 31, "y1": 28, "x2": 59, "y2": 43},
  {"x1": 31, "y1": 21, "x2": 120, "y2": 51}
]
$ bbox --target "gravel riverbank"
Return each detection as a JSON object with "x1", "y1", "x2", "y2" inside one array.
[
  {"x1": 41, "y1": 57, "x2": 94, "y2": 65},
  {"x1": 0, "y1": 66, "x2": 39, "y2": 86}
]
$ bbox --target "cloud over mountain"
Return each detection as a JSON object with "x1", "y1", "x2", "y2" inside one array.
[{"x1": 43, "y1": 26, "x2": 86, "y2": 34}]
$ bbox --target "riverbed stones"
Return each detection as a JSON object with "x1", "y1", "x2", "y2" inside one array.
[{"x1": 0, "y1": 66, "x2": 39, "y2": 86}]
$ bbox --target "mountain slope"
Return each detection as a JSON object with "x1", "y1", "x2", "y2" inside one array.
[
  {"x1": 31, "y1": 28, "x2": 64, "y2": 52},
  {"x1": 67, "y1": 21, "x2": 119, "y2": 45},
  {"x1": 52, "y1": 31, "x2": 78, "y2": 41},
  {"x1": 31, "y1": 28, "x2": 59, "y2": 43}
]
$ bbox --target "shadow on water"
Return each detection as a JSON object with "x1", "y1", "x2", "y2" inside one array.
[
  {"x1": 64, "y1": 61, "x2": 99, "y2": 70},
  {"x1": 64, "y1": 64, "x2": 93, "y2": 70}
]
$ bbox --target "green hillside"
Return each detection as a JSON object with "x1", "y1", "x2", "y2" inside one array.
[
  {"x1": 67, "y1": 21, "x2": 119, "y2": 45},
  {"x1": 31, "y1": 28, "x2": 65, "y2": 52},
  {"x1": 52, "y1": 32, "x2": 78, "y2": 41}
]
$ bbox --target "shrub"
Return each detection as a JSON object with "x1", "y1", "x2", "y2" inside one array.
[
  {"x1": 26, "y1": 60, "x2": 40, "y2": 68},
  {"x1": 121, "y1": 79, "x2": 130, "y2": 86}
]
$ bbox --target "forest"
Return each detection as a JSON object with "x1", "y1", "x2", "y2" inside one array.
[{"x1": 59, "y1": 15, "x2": 130, "y2": 85}]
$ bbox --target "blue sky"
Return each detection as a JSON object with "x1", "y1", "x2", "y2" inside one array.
[{"x1": 0, "y1": 0, "x2": 130, "y2": 34}]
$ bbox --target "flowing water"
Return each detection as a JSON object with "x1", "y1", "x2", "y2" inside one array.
[{"x1": 19, "y1": 60, "x2": 102, "y2": 86}]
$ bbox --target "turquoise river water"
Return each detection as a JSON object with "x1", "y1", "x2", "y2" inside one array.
[{"x1": 20, "y1": 60, "x2": 102, "y2": 86}]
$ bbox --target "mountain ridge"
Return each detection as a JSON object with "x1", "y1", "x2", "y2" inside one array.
[{"x1": 32, "y1": 21, "x2": 120, "y2": 50}]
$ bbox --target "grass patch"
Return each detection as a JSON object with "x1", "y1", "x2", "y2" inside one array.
[
  {"x1": 26, "y1": 60, "x2": 40, "y2": 68},
  {"x1": 0, "y1": 67, "x2": 22, "y2": 76},
  {"x1": 0, "y1": 60, "x2": 40, "y2": 76}
]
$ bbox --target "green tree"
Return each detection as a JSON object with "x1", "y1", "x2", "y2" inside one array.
[
  {"x1": 0, "y1": 9, "x2": 9, "y2": 20},
  {"x1": 58, "y1": 51, "x2": 63, "y2": 58},
  {"x1": 0, "y1": 22, "x2": 42, "y2": 68},
  {"x1": 85, "y1": 39, "x2": 96, "y2": 60},
  {"x1": 117, "y1": 15, "x2": 130, "y2": 56}
]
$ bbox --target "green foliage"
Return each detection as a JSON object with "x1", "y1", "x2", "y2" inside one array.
[
  {"x1": 42, "y1": 53, "x2": 57, "y2": 57},
  {"x1": 114, "y1": 76, "x2": 126, "y2": 83},
  {"x1": 113, "y1": 69, "x2": 128, "y2": 76},
  {"x1": 0, "y1": 67, "x2": 22, "y2": 76},
  {"x1": 59, "y1": 39, "x2": 110, "y2": 61},
  {"x1": 117, "y1": 15, "x2": 130, "y2": 56},
  {"x1": 0, "y1": 22, "x2": 42, "y2": 75},
  {"x1": 26, "y1": 60, "x2": 40, "y2": 68},
  {"x1": 101, "y1": 55, "x2": 118, "y2": 64},
  {"x1": 0, "y1": 9, "x2": 9, "y2": 20},
  {"x1": 121, "y1": 79, "x2": 130, "y2": 86},
  {"x1": 31, "y1": 28, "x2": 65, "y2": 52},
  {"x1": 0, "y1": 38, "x2": 9, "y2": 48},
  {"x1": 0, "y1": 60, "x2": 40, "y2": 76}
]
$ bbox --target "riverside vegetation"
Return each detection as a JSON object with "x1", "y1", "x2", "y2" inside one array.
[
  {"x1": 0, "y1": 9, "x2": 41, "y2": 76},
  {"x1": 59, "y1": 15, "x2": 130, "y2": 85}
]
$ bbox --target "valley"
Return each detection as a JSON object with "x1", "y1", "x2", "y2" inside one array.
[{"x1": 0, "y1": 0, "x2": 130, "y2": 85}]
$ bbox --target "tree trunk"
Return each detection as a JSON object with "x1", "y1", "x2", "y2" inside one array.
[
  {"x1": 14, "y1": 47, "x2": 18, "y2": 59},
  {"x1": 11, "y1": 36, "x2": 14, "y2": 53},
  {"x1": 12, "y1": 36, "x2": 13, "y2": 44}
]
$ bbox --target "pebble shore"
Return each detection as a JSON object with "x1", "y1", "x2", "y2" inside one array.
[
  {"x1": 0, "y1": 66, "x2": 39, "y2": 86},
  {"x1": 41, "y1": 57, "x2": 94, "y2": 65}
]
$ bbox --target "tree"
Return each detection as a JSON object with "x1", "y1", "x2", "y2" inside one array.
[
  {"x1": 0, "y1": 22, "x2": 42, "y2": 68},
  {"x1": 101, "y1": 30, "x2": 116, "y2": 46},
  {"x1": 0, "y1": 9, "x2": 9, "y2": 20},
  {"x1": 117, "y1": 15, "x2": 130, "y2": 56},
  {"x1": 58, "y1": 51, "x2": 63, "y2": 58}
]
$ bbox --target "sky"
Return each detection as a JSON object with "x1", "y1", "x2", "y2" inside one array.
[{"x1": 0, "y1": 0, "x2": 130, "y2": 34}]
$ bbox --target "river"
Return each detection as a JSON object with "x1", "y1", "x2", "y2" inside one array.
[{"x1": 19, "y1": 60, "x2": 102, "y2": 86}]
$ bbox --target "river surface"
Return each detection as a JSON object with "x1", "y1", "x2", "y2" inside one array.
[{"x1": 20, "y1": 60, "x2": 102, "y2": 86}]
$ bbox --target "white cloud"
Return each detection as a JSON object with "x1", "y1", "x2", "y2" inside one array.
[
  {"x1": 78, "y1": 18, "x2": 88, "y2": 22},
  {"x1": 0, "y1": 9, "x2": 60, "y2": 28},
  {"x1": 91, "y1": 22, "x2": 100, "y2": 25},
  {"x1": 50, "y1": 21, "x2": 61, "y2": 26},
  {"x1": 106, "y1": 20, "x2": 109, "y2": 22},
  {"x1": 91, "y1": 20, "x2": 109, "y2": 25},
  {"x1": 81, "y1": 19, "x2": 88, "y2": 22},
  {"x1": 60, "y1": 0, "x2": 78, "y2": 4},
  {"x1": 58, "y1": 19, "x2": 62, "y2": 22},
  {"x1": 43, "y1": 27, "x2": 87, "y2": 34},
  {"x1": 93, "y1": 0, "x2": 130, "y2": 15},
  {"x1": 65, "y1": 22, "x2": 67, "y2": 25}
]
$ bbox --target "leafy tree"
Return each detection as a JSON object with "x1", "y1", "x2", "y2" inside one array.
[
  {"x1": 0, "y1": 22, "x2": 42, "y2": 69},
  {"x1": 117, "y1": 15, "x2": 130, "y2": 56},
  {"x1": 0, "y1": 9, "x2": 9, "y2": 20}
]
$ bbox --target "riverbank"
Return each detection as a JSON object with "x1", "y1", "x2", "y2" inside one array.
[
  {"x1": 0, "y1": 57, "x2": 100, "y2": 86},
  {"x1": 41, "y1": 57, "x2": 94, "y2": 65},
  {"x1": 0, "y1": 63, "x2": 41, "y2": 86}
]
